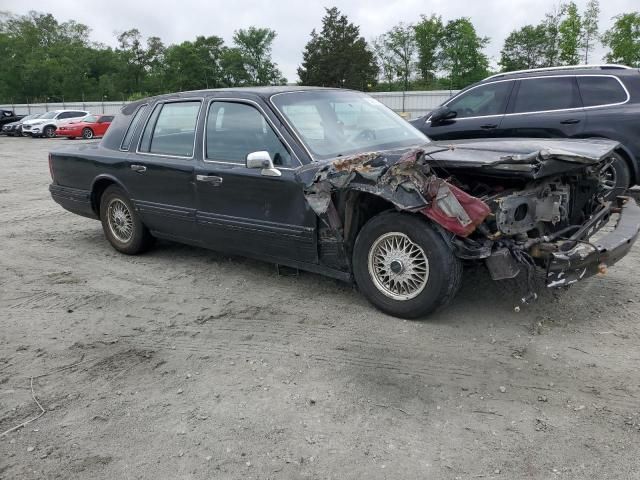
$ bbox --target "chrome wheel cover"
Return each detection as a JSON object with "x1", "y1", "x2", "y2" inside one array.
[
  {"x1": 107, "y1": 198, "x2": 133, "y2": 243},
  {"x1": 367, "y1": 232, "x2": 429, "y2": 301}
]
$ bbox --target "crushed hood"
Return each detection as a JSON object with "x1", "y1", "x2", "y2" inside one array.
[{"x1": 296, "y1": 137, "x2": 619, "y2": 238}]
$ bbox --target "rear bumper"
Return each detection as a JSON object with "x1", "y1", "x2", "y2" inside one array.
[
  {"x1": 49, "y1": 184, "x2": 98, "y2": 220},
  {"x1": 546, "y1": 196, "x2": 640, "y2": 287}
]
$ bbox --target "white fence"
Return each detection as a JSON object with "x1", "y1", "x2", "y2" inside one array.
[{"x1": 1, "y1": 90, "x2": 457, "y2": 119}]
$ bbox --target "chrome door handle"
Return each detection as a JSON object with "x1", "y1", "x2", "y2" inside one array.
[
  {"x1": 130, "y1": 164, "x2": 147, "y2": 173},
  {"x1": 196, "y1": 175, "x2": 223, "y2": 185}
]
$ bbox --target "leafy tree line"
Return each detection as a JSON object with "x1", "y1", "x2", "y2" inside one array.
[
  {"x1": 0, "y1": 11, "x2": 285, "y2": 103},
  {"x1": 1, "y1": 5, "x2": 639, "y2": 103}
]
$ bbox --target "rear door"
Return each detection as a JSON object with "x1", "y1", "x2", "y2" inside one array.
[
  {"x1": 419, "y1": 80, "x2": 514, "y2": 140},
  {"x1": 121, "y1": 99, "x2": 203, "y2": 242},
  {"x1": 500, "y1": 76, "x2": 585, "y2": 138},
  {"x1": 194, "y1": 97, "x2": 318, "y2": 264}
]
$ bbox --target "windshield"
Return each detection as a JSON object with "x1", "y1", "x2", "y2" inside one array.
[
  {"x1": 39, "y1": 112, "x2": 57, "y2": 119},
  {"x1": 82, "y1": 115, "x2": 98, "y2": 123},
  {"x1": 22, "y1": 114, "x2": 40, "y2": 121},
  {"x1": 271, "y1": 90, "x2": 428, "y2": 160}
]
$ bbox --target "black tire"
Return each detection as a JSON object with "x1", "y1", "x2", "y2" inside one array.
[
  {"x1": 352, "y1": 212, "x2": 462, "y2": 319},
  {"x1": 601, "y1": 152, "x2": 630, "y2": 200},
  {"x1": 43, "y1": 125, "x2": 56, "y2": 138},
  {"x1": 67, "y1": 137, "x2": 76, "y2": 140},
  {"x1": 82, "y1": 128, "x2": 94, "y2": 139},
  {"x1": 99, "y1": 185, "x2": 154, "y2": 255}
]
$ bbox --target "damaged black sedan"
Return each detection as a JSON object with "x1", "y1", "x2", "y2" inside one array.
[{"x1": 49, "y1": 87, "x2": 640, "y2": 318}]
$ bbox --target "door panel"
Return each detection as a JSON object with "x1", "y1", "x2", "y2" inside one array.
[
  {"x1": 195, "y1": 164, "x2": 317, "y2": 263},
  {"x1": 500, "y1": 76, "x2": 586, "y2": 138},
  {"x1": 422, "y1": 115, "x2": 505, "y2": 140},
  {"x1": 195, "y1": 99, "x2": 317, "y2": 264}
]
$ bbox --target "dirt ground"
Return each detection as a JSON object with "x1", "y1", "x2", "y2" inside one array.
[{"x1": 0, "y1": 136, "x2": 639, "y2": 480}]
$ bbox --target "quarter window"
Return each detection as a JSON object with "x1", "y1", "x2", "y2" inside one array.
[
  {"x1": 139, "y1": 101, "x2": 201, "y2": 157},
  {"x1": 577, "y1": 76, "x2": 628, "y2": 107},
  {"x1": 446, "y1": 81, "x2": 513, "y2": 119},
  {"x1": 205, "y1": 101, "x2": 292, "y2": 167},
  {"x1": 513, "y1": 77, "x2": 580, "y2": 113},
  {"x1": 121, "y1": 105, "x2": 148, "y2": 150}
]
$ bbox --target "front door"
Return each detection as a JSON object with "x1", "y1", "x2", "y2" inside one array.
[
  {"x1": 422, "y1": 80, "x2": 515, "y2": 140},
  {"x1": 195, "y1": 99, "x2": 318, "y2": 264}
]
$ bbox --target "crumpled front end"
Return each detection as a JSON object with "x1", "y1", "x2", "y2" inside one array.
[{"x1": 298, "y1": 140, "x2": 640, "y2": 297}]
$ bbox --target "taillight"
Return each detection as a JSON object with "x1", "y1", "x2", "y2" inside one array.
[{"x1": 48, "y1": 153, "x2": 54, "y2": 181}]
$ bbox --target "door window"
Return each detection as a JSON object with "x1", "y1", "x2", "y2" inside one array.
[
  {"x1": 445, "y1": 81, "x2": 513, "y2": 119},
  {"x1": 205, "y1": 101, "x2": 293, "y2": 167},
  {"x1": 513, "y1": 77, "x2": 580, "y2": 113},
  {"x1": 577, "y1": 76, "x2": 628, "y2": 107},
  {"x1": 139, "y1": 101, "x2": 201, "y2": 157}
]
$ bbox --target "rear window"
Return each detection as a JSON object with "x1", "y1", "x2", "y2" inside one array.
[
  {"x1": 513, "y1": 77, "x2": 580, "y2": 113},
  {"x1": 120, "y1": 105, "x2": 148, "y2": 150},
  {"x1": 577, "y1": 76, "x2": 628, "y2": 107}
]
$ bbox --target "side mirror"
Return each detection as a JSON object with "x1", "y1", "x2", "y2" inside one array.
[
  {"x1": 246, "y1": 151, "x2": 281, "y2": 177},
  {"x1": 430, "y1": 106, "x2": 457, "y2": 124}
]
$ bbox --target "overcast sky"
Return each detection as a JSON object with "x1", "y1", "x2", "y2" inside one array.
[{"x1": 6, "y1": 0, "x2": 637, "y2": 81}]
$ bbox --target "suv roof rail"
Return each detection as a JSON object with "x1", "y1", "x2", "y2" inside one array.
[{"x1": 485, "y1": 64, "x2": 632, "y2": 81}]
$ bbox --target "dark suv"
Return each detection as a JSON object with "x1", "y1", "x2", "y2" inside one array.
[{"x1": 410, "y1": 65, "x2": 640, "y2": 196}]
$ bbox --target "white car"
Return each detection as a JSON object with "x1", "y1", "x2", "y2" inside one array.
[{"x1": 22, "y1": 110, "x2": 89, "y2": 138}]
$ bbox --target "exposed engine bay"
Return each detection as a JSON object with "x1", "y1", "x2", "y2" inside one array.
[{"x1": 296, "y1": 138, "x2": 640, "y2": 301}]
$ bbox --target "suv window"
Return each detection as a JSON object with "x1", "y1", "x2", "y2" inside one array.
[
  {"x1": 513, "y1": 77, "x2": 580, "y2": 113},
  {"x1": 445, "y1": 81, "x2": 513, "y2": 119},
  {"x1": 57, "y1": 112, "x2": 75, "y2": 119},
  {"x1": 577, "y1": 76, "x2": 628, "y2": 107},
  {"x1": 121, "y1": 105, "x2": 147, "y2": 150},
  {"x1": 206, "y1": 101, "x2": 292, "y2": 167},
  {"x1": 139, "y1": 101, "x2": 201, "y2": 157}
]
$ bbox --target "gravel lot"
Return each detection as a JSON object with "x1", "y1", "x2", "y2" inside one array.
[{"x1": 1, "y1": 136, "x2": 639, "y2": 479}]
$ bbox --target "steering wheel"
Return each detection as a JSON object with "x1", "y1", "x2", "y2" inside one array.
[{"x1": 350, "y1": 128, "x2": 376, "y2": 142}]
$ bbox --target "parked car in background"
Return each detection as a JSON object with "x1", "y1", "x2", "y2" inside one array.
[
  {"x1": 56, "y1": 114, "x2": 114, "y2": 139},
  {"x1": 0, "y1": 109, "x2": 25, "y2": 128},
  {"x1": 1, "y1": 113, "x2": 42, "y2": 136},
  {"x1": 22, "y1": 109, "x2": 89, "y2": 138},
  {"x1": 410, "y1": 65, "x2": 640, "y2": 198},
  {"x1": 48, "y1": 87, "x2": 640, "y2": 319}
]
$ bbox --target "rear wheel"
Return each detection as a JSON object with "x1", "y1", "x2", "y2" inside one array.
[
  {"x1": 600, "y1": 152, "x2": 630, "y2": 200},
  {"x1": 43, "y1": 125, "x2": 56, "y2": 138},
  {"x1": 82, "y1": 128, "x2": 94, "y2": 139},
  {"x1": 353, "y1": 212, "x2": 462, "y2": 319},
  {"x1": 99, "y1": 185, "x2": 154, "y2": 255}
]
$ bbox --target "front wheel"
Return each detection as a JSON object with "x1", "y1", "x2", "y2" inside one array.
[
  {"x1": 352, "y1": 212, "x2": 462, "y2": 319},
  {"x1": 100, "y1": 185, "x2": 154, "y2": 255},
  {"x1": 600, "y1": 152, "x2": 630, "y2": 200},
  {"x1": 43, "y1": 126, "x2": 56, "y2": 138}
]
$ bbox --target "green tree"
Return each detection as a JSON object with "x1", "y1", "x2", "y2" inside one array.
[
  {"x1": 163, "y1": 36, "x2": 225, "y2": 91},
  {"x1": 220, "y1": 47, "x2": 251, "y2": 86},
  {"x1": 116, "y1": 29, "x2": 165, "y2": 95},
  {"x1": 232, "y1": 27, "x2": 285, "y2": 85},
  {"x1": 384, "y1": 23, "x2": 416, "y2": 91},
  {"x1": 558, "y1": 2, "x2": 582, "y2": 65},
  {"x1": 602, "y1": 12, "x2": 640, "y2": 67},
  {"x1": 298, "y1": 7, "x2": 378, "y2": 90},
  {"x1": 499, "y1": 25, "x2": 549, "y2": 71},
  {"x1": 371, "y1": 35, "x2": 397, "y2": 87},
  {"x1": 581, "y1": 0, "x2": 600, "y2": 63},
  {"x1": 414, "y1": 14, "x2": 443, "y2": 84},
  {"x1": 439, "y1": 18, "x2": 489, "y2": 88},
  {"x1": 542, "y1": 4, "x2": 567, "y2": 66}
]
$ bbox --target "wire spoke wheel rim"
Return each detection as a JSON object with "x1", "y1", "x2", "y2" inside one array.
[
  {"x1": 107, "y1": 198, "x2": 134, "y2": 243},
  {"x1": 367, "y1": 232, "x2": 429, "y2": 301}
]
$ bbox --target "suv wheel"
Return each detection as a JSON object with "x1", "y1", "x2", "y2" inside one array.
[
  {"x1": 100, "y1": 185, "x2": 154, "y2": 255},
  {"x1": 600, "y1": 152, "x2": 630, "y2": 200},
  {"x1": 352, "y1": 212, "x2": 462, "y2": 319},
  {"x1": 43, "y1": 125, "x2": 56, "y2": 138}
]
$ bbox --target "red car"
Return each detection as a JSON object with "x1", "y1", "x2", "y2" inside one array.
[{"x1": 56, "y1": 114, "x2": 114, "y2": 139}]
